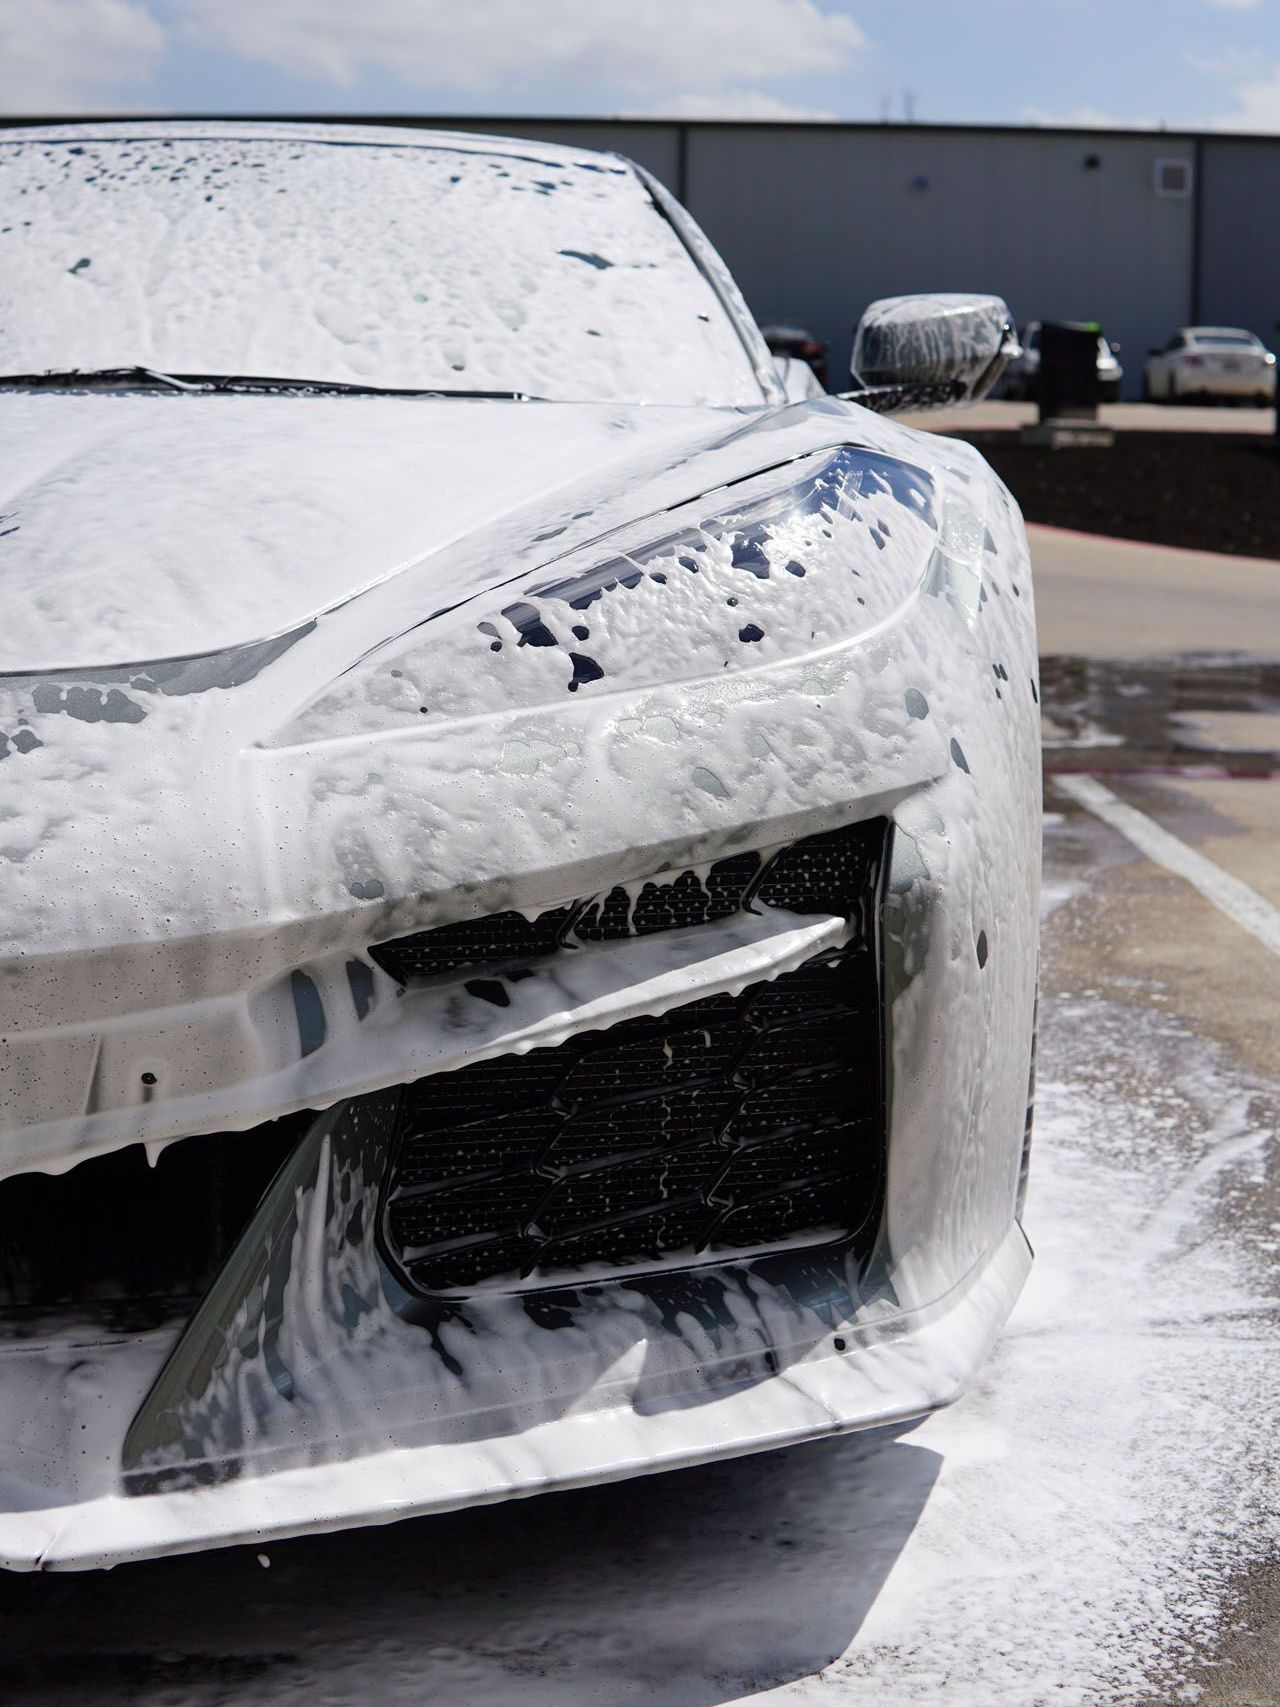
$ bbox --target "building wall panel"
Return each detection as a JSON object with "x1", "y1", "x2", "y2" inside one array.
[{"x1": 1199, "y1": 138, "x2": 1280, "y2": 352}]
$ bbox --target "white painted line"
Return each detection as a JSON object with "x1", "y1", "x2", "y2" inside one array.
[{"x1": 1056, "y1": 772, "x2": 1280, "y2": 959}]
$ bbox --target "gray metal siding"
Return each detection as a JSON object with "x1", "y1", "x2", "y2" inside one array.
[
  {"x1": 682, "y1": 127, "x2": 1194, "y2": 392},
  {"x1": 1199, "y1": 138, "x2": 1280, "y2": 349}
]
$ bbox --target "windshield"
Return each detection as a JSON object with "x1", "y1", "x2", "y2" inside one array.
[
  {"x1": 0, "y1": 130, "x2": 764, "y2": 406},
  {"x1": 1189, "y1": 331, "x2": 1258, "y2": 349}
]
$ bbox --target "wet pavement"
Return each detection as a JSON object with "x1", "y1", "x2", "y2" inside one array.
[
  {"x1": 1042, "y1": 654, "x2": 1280, "y2": 781},
  {"x1": 2, "y1": 533, "x2": 1279, "y2": 1704},
  {"x1": 1037, "y1": 529, "x2": 1280, "y2": 1703}
]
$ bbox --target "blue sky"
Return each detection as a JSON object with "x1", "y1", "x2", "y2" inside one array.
[{"x1": 4, "y1": 0, "x2": 1280, "y2": 131}]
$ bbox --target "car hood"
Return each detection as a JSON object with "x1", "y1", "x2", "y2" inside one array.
[{"x1": 0, "y1": 393, "x2": 743, "y2": 673}]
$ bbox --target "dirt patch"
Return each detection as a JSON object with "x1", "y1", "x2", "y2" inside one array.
[{"x1": 957, "y1": 430, "x2": 1280, "y2": 560}]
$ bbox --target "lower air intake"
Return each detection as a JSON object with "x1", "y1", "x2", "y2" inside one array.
[
  {"x1": 378, "y1": 821, "x2": 886, "y2": 1296},
  {"x1": 0, "y1": 1119, "x2": 304, "y2": 1327}
]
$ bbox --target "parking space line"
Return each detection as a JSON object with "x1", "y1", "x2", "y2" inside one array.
[{"x1": 1056, "y1": 773, "x2": 1280, "y2": 958}]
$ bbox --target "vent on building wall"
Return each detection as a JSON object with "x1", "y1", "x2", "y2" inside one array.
[{"x1": 1154, "y1": 158, "x2": 1193, "y2": 199}]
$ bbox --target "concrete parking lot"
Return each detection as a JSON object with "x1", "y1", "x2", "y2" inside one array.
[{"x1": 2, "y1": 527, "x2": 1278, "y2": 1705}]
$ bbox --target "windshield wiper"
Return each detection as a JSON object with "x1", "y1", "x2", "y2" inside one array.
[
  {"x1": 0, "y1": 367, "x2": 545, "y2": 400},
  {"x1": 0, "y1": 366, "x2": 202, "y2": 392}
]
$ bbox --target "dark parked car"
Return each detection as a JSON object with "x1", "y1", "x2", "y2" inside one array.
[
  {"x1": 759, "y1": 321, "x2": 829, "y2": 389},
  {"x1": 1002, "y1": 320, "x2": 1123, "y2": 402}
]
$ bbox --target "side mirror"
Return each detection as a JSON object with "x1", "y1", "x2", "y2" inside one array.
[{"x1": 849, "y1": 293, "x2": 1018, "y2": 410}]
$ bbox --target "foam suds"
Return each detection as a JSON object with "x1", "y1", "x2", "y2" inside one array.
[
  {"x1": 801, "y1": 994, "x2": 1274, "y2": 1704},
  {"x1": 0, "y1": 126, "x2": 760, "y2": 406}
]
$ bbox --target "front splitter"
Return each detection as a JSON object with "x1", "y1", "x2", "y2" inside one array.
[{"x1": 0, "y1": 1222, "x2": 1029, "y2": 1570}]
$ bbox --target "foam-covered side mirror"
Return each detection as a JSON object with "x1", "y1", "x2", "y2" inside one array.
[{"x1": 850, "y1": 294, "x2": 1018, "y2": 409}]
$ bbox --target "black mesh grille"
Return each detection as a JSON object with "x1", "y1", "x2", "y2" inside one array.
[
  {"x1": 371, "y1": 904, "x2": 578, "y2": 984},
  {"x1": 378, "y1": 821, "x2": 887, "y2": 1296},
  {"x1": 369, "y1": 824, "x2": 881, "y2": 986}
]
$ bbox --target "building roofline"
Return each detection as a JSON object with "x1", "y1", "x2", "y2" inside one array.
[{"x1": 0, "y1": 112, "x2": 1263, "y2": 145}]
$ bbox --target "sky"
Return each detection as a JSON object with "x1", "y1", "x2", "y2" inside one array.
[{"x1": 2, "y1": 0, "x2": 1280, "y2": 132}]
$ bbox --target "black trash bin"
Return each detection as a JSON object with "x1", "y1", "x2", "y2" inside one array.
[{"x1": 1038, "y1": 321, "x2": 1100, "y2": 421}]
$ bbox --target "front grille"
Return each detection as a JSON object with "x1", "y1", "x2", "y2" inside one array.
[
  {"x1": 378, "y1": 821, "x2": 887, "y2": 1296},
  {"x1": 0, "y1": 824, "x2": 886, "y2": 1324},
  {"x1": 368, "y1": 823, "x2": 882, "y2": 986}
]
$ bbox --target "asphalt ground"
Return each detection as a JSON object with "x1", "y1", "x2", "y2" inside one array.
[{"x1": 2, "y1": 529, "x2": 1279, "y2": 1704}]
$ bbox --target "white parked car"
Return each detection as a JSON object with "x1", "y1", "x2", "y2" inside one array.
[{"x1": 1143, "y1": 327, "x2": 1277, "y2": 405}]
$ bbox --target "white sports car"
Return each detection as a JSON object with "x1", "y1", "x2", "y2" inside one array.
[
  {"x1": 0, "y1": 122, "x2": 1040, "y2": 1569},
  {"x1": 1143, "y1": 326, "x2": 1276, "y2": 405}
]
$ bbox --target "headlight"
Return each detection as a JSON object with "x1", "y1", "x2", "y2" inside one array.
[{"x1": 281, "y1": 446, "x2": 941, "y2": 744}]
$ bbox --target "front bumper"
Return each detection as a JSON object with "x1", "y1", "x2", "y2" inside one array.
[
  {"x1": 0, "y1": 1215, "x2": 1030, "y2": 1571},
  {"x1": 0, "y1": 758, "x2": 1039, "y2": 1568},
  {"x1": 0, "y1": 423, "x2": 1041, "y2": 1567},
  {"x1": 1179, "y1": 366, "x2": 1275, "y2": 399}
]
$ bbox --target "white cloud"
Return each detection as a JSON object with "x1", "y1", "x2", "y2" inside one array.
[
  {"x1": 1214, "y1": 60, "x2": 1280, "y2": 127},
  {"x1": 647, "y1": 89, "x2": 838, "y2": 120},
  {"x1": 1202, "y1": 0, "x2": 1262, "y2": 10},
  {"x1": 0, "y1": 0, "x2": 167, "y2": 113},
  {"x1": 1185, "y1": 35, "x2": 1280, "y2": 130},
  {"x1": 1023, "y1": 105, "x2": 1157, "y2": 130},
  {"x1": 1191, "y1": 29, "x2": 1280, "y2": 131},
  {"x1": 1185, "y1": 46, "x2": 1266, "y2": 79},
  {"x1": 173, "y1": 0, "x2": 865, "y2": 96}
]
